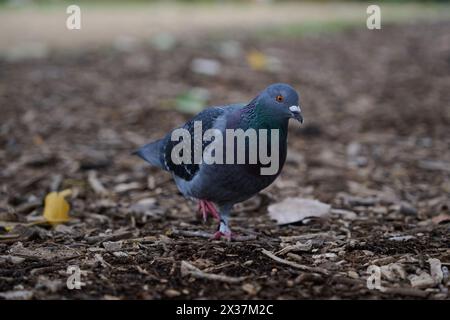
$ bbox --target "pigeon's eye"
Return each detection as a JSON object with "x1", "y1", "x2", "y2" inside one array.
[{"x1": 276, "y1": 95, "x2": 284, "y2": 102}]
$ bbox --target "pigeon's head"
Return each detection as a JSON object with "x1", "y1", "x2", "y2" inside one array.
[{"x1": 257, "y1": 83, "x2": 303, "y2": 124}]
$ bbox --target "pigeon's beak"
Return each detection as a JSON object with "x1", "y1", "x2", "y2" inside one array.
[{"x1": 289, "y1": 105, "x2": 304, "y2": 124}]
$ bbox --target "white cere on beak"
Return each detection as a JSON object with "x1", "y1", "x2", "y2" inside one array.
[{"x1": 289, "y1": 105, "x2": 301, "y2": 113}]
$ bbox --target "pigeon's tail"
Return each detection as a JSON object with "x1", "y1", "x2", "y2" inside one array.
[{"x1": 133, "y1": 139, "x2": 166, "y2": 170}]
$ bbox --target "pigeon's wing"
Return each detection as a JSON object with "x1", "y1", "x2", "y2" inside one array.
[
  {"x1": 135, "y1": 106, "x2": 230, "y2": 181},
  {"x1": 163, "y1": 106, "x2": 227, "y2": 181}
]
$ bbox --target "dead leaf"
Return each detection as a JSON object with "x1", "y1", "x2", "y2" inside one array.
[
  {"x1": 247, "y1": 50, "x2": 267, "y2": 71},
  {"x1": 246, "y1": 50, "x2": 281, "y2": 72},
  {"x1": 268, "y1": 198, "x2": 331, "y2": 225},
  {"x1": 43, "y1": 189, "x2": 72, "y2": 225}
]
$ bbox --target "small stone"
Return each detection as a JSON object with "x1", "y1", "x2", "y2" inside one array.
[
  {"x1": 242, "y1": 260, "x2": 253, "y2": 266},
  {"x1": 190, "y1": 58, "x2": 221, "y2": 76},
  {"x1": 399, "y1": 202, "x2": 417, "y2": 216},
  {"x1": 348, "y1": 271, "x2": 359, "y2": 279},
  {"x1": 129, "y1": 198, "x2": 157, "y2": 215},
  {"x1": 312, "y1": 253, "x2": 338, "y2": 261},
  {"x1": 388, "y1": 235, "x2": 415, "y2": 241},
  {"x1": 114, "y1": 182, "x2": 142, "y2": 193},
  {"x1": 372, "y1": 206, "x2": 388, "y2": 215},
  {"x1": 112, "y1": 251, "x2": 128, "y2": 258}
]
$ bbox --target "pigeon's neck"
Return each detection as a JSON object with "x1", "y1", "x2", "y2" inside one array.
[{"x1": 241, "y1": 101, "x2": 289, "y2": 135}]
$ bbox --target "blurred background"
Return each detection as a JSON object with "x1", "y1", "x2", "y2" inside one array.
[{"x1": 0, "y1": 1, "x2": 449, "y2": 299}]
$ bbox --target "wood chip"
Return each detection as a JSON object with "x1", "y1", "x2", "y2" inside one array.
[
  {"x1": 180, "y1": 261, "x2": 246, "y2": 283},
  {"x1": 261, "y1": 249, "x2": 329, "y2": 275},
  {"x1": 87, "y1": 170, "x2": 108, "y2": 195}
]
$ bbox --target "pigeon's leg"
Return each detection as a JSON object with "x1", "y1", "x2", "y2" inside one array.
[
  {"x1": 198, "y1": 201, "x2": 207, "y2": 222},
  {"x1": 198, "y1": 200, "x2": 220, "y2": 222},
  {"x1": 212, "y1": 205, "x2": 233, "y2": 241}
]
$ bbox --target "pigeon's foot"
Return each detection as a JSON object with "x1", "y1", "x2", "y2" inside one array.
[
  {"x1": 212, "y1": 230, "x2": 233, "y2": 241},
  {"x1": 211, "y1": 220, "x2": 233, "y2": 241},
  {"x1": 198, "y1": 200, "x2": 220, "y2": 222}
]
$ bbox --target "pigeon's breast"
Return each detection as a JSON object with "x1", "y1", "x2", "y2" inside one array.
[{"x1": 176, "y1": 160, "x2": 284, "y2": 206}]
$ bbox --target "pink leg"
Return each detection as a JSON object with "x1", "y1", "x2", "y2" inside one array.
[
  {"x1": 211, "y1": 213, "x2": 233, "y2": 241},
  {"x1": 198, "y1": 200, "x2": 220, "y2": 222},
  {"x1": 198, "y1": 201, "x2": 207, "y2": 222},
  {"x1": 203, "y1": 201, "x2": 220, "y2": 220}
]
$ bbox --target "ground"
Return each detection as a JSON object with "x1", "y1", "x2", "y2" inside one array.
[{"x1": 0, "y1": 20, "x2": 449, "y2": 299}]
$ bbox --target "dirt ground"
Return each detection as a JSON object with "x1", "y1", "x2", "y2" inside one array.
[{"x1": 0, "y1": 21, "x2": 449, "y2": 299}]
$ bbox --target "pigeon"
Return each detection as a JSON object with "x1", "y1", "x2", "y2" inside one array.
[{"x1": 135, "y1": 83, "x2": 303, "y2": 240}]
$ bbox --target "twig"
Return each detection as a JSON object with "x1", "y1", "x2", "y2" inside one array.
[
  {"x1": 121, "y1": 236, "x2": 158, "y2": 244},
  {"x1": 87, "y1": 170, "x2": 108, "y2": 195},
  {"x1": 363, "y1": 254, "x2": 407, "y2": 267},
  {"x1": 229, "y1": 234, "x2": 257, "y2": 241},
  {"x1": 280, "y1": 232, "x2": 337, "y2": 242},
  {"x1": 171, "y1": 229, "x2": 212, "y2": 239},
  {"x1": 171, "y1": 228, "x2": 257, "y2": 241},
  {"x1": 261, "y1": 249, "x2": 329, "y2": 275},
  {"x1": 85, "y1": 231, "x2": 134, "y2": 245},
  {"x1": 180, "y1": 261, "x2": 246, "y2": 283},
  {"x1": 380, "y1": 287, "x2": 430, "y2": 298},
  {"x1": 276, "y1": 240, "x2": 312, "y2": 255},
  {"x1": 204, "y1": 262, "x2": 239, "y2": 273},
  {"x1": 15, "y1": 200, "x2": 42, "y2": 214},
  {"x1": 331, "y1": 275, "x2": 365, "y2": 286}
]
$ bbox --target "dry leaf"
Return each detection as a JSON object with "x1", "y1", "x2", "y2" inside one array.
[
  {"x1": 246, "y1": 51, "x2": 267, "y2": 71},
  {"x1": 268, "y1": 198, "x2": 331, "y2": 225},
  {"x1": 43, "y1": 189, "x2": 72, "y2": 225},
  {"x1": 246, "y1": 51, "x2": 281, "y2": 71}
]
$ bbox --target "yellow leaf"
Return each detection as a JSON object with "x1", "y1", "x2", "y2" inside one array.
[
  {"x1": 246, "y1": 50, "x2": 268, "y2": 71},
  {"x1": 43, "y1": 189, "x2": 72, "y2": 225}
]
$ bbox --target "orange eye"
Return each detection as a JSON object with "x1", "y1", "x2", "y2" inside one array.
[{"x1": 276, "y1": 95, "x2": 284, "y2": 102}]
